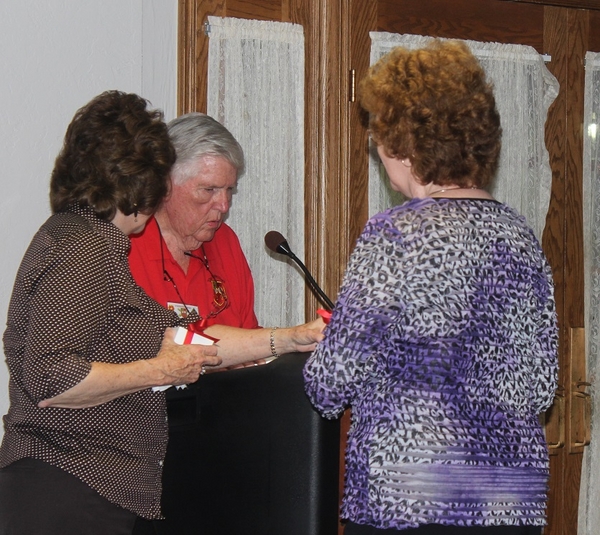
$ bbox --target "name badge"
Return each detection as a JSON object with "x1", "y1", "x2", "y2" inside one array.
[{"x1": 166, "y1": 301, "x2": 199, "y2": 319}]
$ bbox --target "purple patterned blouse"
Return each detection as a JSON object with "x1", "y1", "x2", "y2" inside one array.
[{"x1": 304, "y1": 197, "x2": 558, "y2": 530}]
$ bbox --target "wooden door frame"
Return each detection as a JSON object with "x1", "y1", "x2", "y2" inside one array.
[{"x1": 542, "y1": 7, "x2": 587, "y2": 533}]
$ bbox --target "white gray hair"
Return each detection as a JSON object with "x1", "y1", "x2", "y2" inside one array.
[{"x1": 167, "y1": 112, "x2": 245, "y2": 184}]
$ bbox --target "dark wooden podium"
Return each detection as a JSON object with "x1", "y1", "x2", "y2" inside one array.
[{"x1": 151, "y1": 353, "x2": 340, "y2": 535}]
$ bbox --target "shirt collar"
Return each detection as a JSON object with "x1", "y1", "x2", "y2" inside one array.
[{"x1": 66, "y1": 203, "x2": 131, "y2": 259}]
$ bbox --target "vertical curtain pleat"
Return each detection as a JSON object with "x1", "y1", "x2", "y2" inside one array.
[
  {"x1": 368, "y1": 33, "x2": 558, "y2": 242},
  {"x1": 579, "y1": 50, "x2": 600, "y2": 535},
  {"x1": 207, "y1": 17, "x2": 305, "y2": 328}
]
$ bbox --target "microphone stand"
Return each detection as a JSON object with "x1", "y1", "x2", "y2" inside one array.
[
  {"x1": 284, "y1": 250, "x2": 335, "y2": 311},
  {"x1": 265, "y1": 231, "x2": 335, "y2": 311}
]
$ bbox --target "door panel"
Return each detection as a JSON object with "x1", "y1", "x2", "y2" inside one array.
[
  {"x1": 378, "y1": 0, "x2": 544, "y2": 48},
  {"x1": 347, "y1": 3, "x2": 595, "y2": 535}
]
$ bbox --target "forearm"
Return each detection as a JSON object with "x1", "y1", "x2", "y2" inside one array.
[
  {"x1": 203, "y1": 325, "x2": 293, "y2": 367},
  {"x1": 37, "y1": 360, "x2": 160, "y2": 409},
  {"x1": 204, "y1": 320, "x2": 324, "y2": 368},
  {"x1": 37, "y1": 328, "x2": 221, "y2": 409}
]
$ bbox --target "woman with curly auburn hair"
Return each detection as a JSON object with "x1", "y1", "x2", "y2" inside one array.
[
  {"x1": 360, "y1": 40, "x2": 502, "y2": 191},
  {"x1": 0, "y1": 91, "x2": 220, "y2": 535},
  {"x1": 304, "y1": 40, "x2": 558, "y2": 535}
]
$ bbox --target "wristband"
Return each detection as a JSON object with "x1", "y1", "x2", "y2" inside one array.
[{"x1": 269, "y1": 327, "x2": 280, "y2": 358}]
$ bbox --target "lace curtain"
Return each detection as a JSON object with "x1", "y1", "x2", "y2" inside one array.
[
  {"x1": 207, "y1": 16, "x2": 305, "y2": 328},
  {"x1": 579, "y1": 50, "x2": 600, "y2": 535},
  {"x1": 369, "y1": 33, "x2": 558, "y2": 241}
]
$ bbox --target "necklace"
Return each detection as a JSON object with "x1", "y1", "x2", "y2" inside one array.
[
  {"x1": 156, "y1": 220, "x2": 229, "y2": 330},
  {"x1": 429, "y1": 186, "x2": 479, "y2": 197},
  {"x1": 184, "y1": 250, "x2": 228, "y2": 312},
  {"x1": 183, "y1": 248, "x2": 209, "y2": 271}
]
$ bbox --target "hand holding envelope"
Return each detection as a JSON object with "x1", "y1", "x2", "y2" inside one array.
[{"x1": 152, "y1": 327, "x2": 220, "y2": 392}]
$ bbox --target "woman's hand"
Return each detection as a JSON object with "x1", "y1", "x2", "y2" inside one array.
[
  {"x1": 276, "y1": 317, "x2": 326, "y2": 354},
  {"x1": 148, "y1": 327, "x2": 221, "y2": 386}
]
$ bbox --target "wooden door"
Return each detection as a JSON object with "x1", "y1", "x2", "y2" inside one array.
[
  {"x1": 178, "y1": 1, "x2": 600, "y2": 533},
  {"x1": 345, "y1": 2, "x2": 600, "y2": 534}
]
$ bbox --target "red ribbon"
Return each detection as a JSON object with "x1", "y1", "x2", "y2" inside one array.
[{"x1": 183, "y1": 329, "x2": 195, "y2": 344}]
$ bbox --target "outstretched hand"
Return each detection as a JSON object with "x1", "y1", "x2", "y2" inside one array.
[{"x1": 286, "y1": 316, "x2": 326, "y2": 353}]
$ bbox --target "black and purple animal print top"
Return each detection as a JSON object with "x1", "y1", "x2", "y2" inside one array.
[{"x1": 304, "y1": 197, "x2": 558, "y2": 530}]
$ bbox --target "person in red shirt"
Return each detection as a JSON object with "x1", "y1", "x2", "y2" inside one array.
[{"x1": 129, "y1": 112, "x2": 324, "y2": 368}]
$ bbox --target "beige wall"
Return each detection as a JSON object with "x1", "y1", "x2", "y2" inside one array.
[{"x1": 0, "y1": 0, "x2": 178, "y2": 436}]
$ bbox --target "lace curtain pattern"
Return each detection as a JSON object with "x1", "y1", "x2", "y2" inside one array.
[
  {"x1": 579, "y1": 50, "x2": 600, "y2": 535},
  {"x1": 369, "y1": 33, "x2": 559, "y2": 242},
  {"x1": 207, "y1": 17, "x2": 305, "y2": 328}
]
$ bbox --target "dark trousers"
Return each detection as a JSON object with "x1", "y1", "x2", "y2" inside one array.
[
  {"x1": 344, "y1": 521, "x2": 543, "y2": 535},
  {"x1": 0, "y1": 458, "x2": 137, "y2": 535}
]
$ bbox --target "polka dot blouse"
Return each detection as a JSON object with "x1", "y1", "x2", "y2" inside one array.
[{"x1": 1, "y1": 204, "x2": 180, "y2": 519}]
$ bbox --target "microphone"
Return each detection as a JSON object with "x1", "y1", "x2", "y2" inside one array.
[{"x1": 264, "y1": 230, "x2": 335, "y2": 311}]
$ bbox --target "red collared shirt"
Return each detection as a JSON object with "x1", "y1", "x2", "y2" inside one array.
[{"x1": 128, "y1": 217, "x2": 259, "y2": 330}]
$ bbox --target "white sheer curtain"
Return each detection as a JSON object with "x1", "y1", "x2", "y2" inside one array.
[
  {"x1": 579, "y1": 50, "x2": 600, "y2": 535},
  {"x1": 207, "y1": 16, "x2": 305, "y2": 328},
  {"x1": 369, "y1": 33, "x2": 559, "y2": 241}
]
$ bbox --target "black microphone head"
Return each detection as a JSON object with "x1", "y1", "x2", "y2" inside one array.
[{"x1": 264, "y1": 230, "x2": 292, "y2": 256}]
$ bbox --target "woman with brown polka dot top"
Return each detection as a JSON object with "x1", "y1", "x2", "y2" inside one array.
[{"x1": 0, "y1": 91, "x2": 220, "y2": 535}]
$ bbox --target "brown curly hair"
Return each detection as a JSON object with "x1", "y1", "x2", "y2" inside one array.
[
  {"x1": 358, "y1": 40, "x2": 502, "y2": 188},
  {"x1": 50, "y1": 90, "x2": 175, "y2": 220}
]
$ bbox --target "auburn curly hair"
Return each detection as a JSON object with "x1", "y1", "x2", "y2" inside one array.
[
  {"x1": 358, "y1": 40, "x2": 502, "y2": 188},
  {"x1": 50, "y1": 90, "x2": 175, "y2": 220}
]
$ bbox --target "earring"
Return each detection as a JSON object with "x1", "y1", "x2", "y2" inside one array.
[{"x1": 133, "y1": 203, "x2": 138, "y2": 222}]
